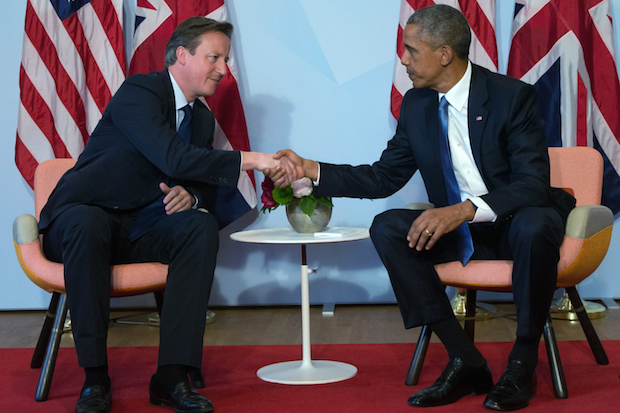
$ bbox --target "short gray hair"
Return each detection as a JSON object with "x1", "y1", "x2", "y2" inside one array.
[
  {"x1": 164, "y1": 16, "x2": 233, "y2": 68},
  {"x1": 407, "y1": 5, "x2": 471, "y2": 60}
]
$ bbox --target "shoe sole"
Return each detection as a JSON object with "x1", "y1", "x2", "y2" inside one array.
[{"x1": 149, "y1": 394, "x2": 214, "y2": 413}]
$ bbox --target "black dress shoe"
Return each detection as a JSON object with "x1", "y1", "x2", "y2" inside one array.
[
  {"x1": 149, "y1": 377, "x2": 214, "y2": 413},
  {"x1": 408, "y1": 358, "x2": 493, "y2": 407},
  {"x1": 187, "y1": 367, "x2": 206, "y2": 389},
  {"x1": 75, "y1": 385, "x2": 112, "y2": 413},
  {"x1": 484, "y1": 359, "x2": 537, "y2": 411}
]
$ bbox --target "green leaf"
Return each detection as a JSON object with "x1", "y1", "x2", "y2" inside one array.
[
  {"x1": 300, "y1": 196, "x2": 317, "y2": 216},
  {"x1": 272, "y1": 185, "x2": 294, "y2": 205},
  {"x1": 316, "y1": 197, "x2": 333, "y2": 207}
]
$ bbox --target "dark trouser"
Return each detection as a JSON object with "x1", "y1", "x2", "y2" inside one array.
[
  {"x1": 370, "y1": 206, "x2": 564, "y2": 338},
  {"x1": 42, "y1": 204, "x2": 219, "y2": 369}
]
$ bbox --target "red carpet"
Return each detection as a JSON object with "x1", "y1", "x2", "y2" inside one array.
[{"x1": 1, "y1": 341, "x2": 618, "y2": 412}]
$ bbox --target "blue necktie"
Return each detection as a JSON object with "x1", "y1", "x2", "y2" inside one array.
[
  {"x1": 177, "y1": 104, "x2": 193, "y2": 144},
  {"x1": 129, "y1": 105, "x2": 193, "y2": 241},
  {"x1": 437, "y1": 96, "x2": 474, "y2": 265}
]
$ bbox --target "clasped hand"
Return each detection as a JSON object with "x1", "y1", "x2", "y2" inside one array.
[{"x1": 261, "y1": 150, "x2": 306, "y2": 187}]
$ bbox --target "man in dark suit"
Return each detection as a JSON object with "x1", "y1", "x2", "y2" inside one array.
[
  {"x1": 275, "y1": 5, "x2": 574, "y2": 411},
  {"x1": 40, "y1": 17, "x2": 295, "y2": 413}
]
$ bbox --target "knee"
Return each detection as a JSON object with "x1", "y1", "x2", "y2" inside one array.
[
  {"x1": 370, "y1": 209, "x2": 416, "y2": 247},
  {"x1": 58, "y1": 205, "x2": 111, "y2": 242},
  {"x1": 177, "y1": 211, "x2": 219, "y2": 247},
  {"x1": 370, "y1": 210, "x2": 395, "y2": 244},
  {"x1": 510, "y1": 208, "x2": 564, "y2": 246}
]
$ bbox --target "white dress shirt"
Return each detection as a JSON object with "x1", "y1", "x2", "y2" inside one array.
[{"x1": 439, "y1": 61, "x2": 497, "y2": 223}]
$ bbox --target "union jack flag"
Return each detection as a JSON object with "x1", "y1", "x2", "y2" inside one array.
[
  {"x1": 507, "y1": 0, "x2": 620, "y2": 213},
  {"x1": 130, "y1": 0, "x2": 256, "y2": 227},
  {"x1": 391, "y1": 0, "x2": 498, "y2": 119}
]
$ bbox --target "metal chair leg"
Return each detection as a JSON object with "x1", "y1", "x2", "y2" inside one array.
[
  {"x1": 31, "y1": 292, "x2": 61, "y2": 369},
  {"x1": 543, "y1": 312, "x2": 568, "y2": 399},
  {"x1": 464, "y1": 289, "x2": 477, "y2": 340},
  {"x1": 565, "y1": 286, "x2": 608, "y2": 365},
  {"x1": 406, "y1": 325, "x2": 432, "y2": 386},
  {"x1": 35, "y1": 293, "x2": 68, "y2": 402}
]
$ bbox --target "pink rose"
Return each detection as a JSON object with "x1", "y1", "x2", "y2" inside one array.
[{"x1": 291, "y1": 177, "x2": 313, "y2": 198}]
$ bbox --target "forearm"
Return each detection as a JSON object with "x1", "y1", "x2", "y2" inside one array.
[{"x1": 242, "y1": 152, "x2": 273, "y2": 171}]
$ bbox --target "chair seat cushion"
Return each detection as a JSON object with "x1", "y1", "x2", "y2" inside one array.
[
  {"x1": 15, "y1": 240, "x2": 167, "y2": 296},
  {"x1": 435, "y1": 227, "x2": 612, "y2": 290}
]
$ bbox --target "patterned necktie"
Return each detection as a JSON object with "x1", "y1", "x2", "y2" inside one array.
[{"x1": 437, "y1": 96, "x2": 474, "y2": 265}]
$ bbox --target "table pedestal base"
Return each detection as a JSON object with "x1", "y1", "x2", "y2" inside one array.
[{"x1": 257, "y1": 360, "x2": 357, "y2": 385}]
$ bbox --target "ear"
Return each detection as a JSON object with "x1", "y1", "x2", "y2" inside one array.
[
  {"x1": 439, "y1": 45, "x2": 454, "y2": 67},
  {"x1": 176, "y1": 46, "x2": 188, "y2": 66}
]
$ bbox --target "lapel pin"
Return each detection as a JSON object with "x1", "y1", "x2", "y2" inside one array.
[{"x1": 476, "y1": 115, "x2": 483, "y2": 121}]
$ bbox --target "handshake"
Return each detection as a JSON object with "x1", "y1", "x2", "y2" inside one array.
[{"x1": 248, "y1": 149, "x2": 319, "y2": 188}]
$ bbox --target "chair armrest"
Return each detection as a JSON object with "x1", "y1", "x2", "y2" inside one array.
[
  {"x1": 404, "y1": 202, "x2": 435, "y2": 210},
  {"x1": 13, "y1": 214, "x2": 40, "y2": 245},
  {"x1": 565, "y1": 205, "x2": 613, "y2": 239}
]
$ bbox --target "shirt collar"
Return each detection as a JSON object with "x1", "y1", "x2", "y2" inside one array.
[
  {"x1": 168, "y1": 71, "x2": 193, "y2": 111},
  {"x1": 438, "y1": 60, "x2": 472, "y2": 112}
]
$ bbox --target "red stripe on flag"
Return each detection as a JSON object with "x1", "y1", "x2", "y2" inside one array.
[
  {"x1": 19, "y1": 66, "x2": 70, "y2": 158},
  {"x1": 460, "y1": 0, "x2": 498, "y2": 68},
  {"x1": 577, "y1": 73, "x2": 587, "y2": 147},
  {"x1": 15, "y1": 136, "x2": 40, "y2": 188},
  {"x1": 61, "y1": 15, "x2": 111, "y2": 118}
]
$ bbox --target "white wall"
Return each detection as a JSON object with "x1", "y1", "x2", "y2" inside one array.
[{"x1": 2, "y1": 0, "x2": 620, "y2": 310}]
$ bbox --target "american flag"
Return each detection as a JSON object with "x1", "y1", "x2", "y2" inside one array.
[
  {"x1": 391, "y1": 0, "x2": 498, "y2": 119},
  {"x1": 507, "y1": 0, "x2": 620, "y2": 213},
  {"x1": 129, "y1": 0, "x2": 256, "y2": 227},
  {"x1": 15, "y1": 0, "x2": 126, "y2": 187}
]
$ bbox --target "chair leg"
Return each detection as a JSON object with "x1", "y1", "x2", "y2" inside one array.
[
  {"x1": 564, "y1": 286, "x2": 609, "y2": 365},
  {"x1": 464, "y1": 289, "x2": 476, "y2": 341},
  {"x1": 31, "y1": 292, "x2": 61, "y2": 369},
  {"x1": 405, "y1": 325, "x2": 432, "y2": 386},
  {"x1": 35, "y1": 293, "x2": 69, "y2": 402},
  {"x1": 543, "y1": 312, "x2": 568, "y2": 399}
]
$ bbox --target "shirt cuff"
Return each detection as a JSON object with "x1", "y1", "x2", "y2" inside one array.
[
  {"x1": 468, "y1": 196, "x2": 497, "y2": 223},
  {"x1": 313, "y1": 163, "x2": 321, "y2": 186}
]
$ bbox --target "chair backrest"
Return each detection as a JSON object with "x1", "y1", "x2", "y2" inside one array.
[
  {"x1": 33, "y1": 159, "x2": 77, "y2": 222},
  {"x1": 549, "y1": 146, "x2": 603, "y2": 207}
]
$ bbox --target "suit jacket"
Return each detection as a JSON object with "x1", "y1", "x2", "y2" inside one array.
[
  {"x1": 39, "y1": 69, "x2": 241, "y2": 231},
  {"x1": 315, "y1": 64, "x2": 575, "y2": 222}
]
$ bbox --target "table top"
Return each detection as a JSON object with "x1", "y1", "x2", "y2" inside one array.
[{"x1": 230, "y1": 227, "x2": 370, "y2": 245}]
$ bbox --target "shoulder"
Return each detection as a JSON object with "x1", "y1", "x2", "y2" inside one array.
[
  {"x1": 401, "y1": 87, "x2": 436, "y2": 112},
  {"x1": 122, "y1": 70, "x2": 171, "y2": 96},
  {"x1": 473, "y1": 64, "x2": 534, "y2": 95}
]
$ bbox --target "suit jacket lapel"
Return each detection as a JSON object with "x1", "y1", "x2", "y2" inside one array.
[
  {"x1": 424, "y1": 91, "x2": 443, "y2": 173},
  {"x1": 192, "y1": 99, "x2": 212, "y2": 147},
  {"x1": 468, "y1": 65, "x2": 489, "y2": 170}
]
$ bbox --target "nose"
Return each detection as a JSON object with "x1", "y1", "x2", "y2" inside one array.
[
  {"x1": 400, "y1": 52, "x2": 409, "y2": 66},
  {"x1": 217, "y1": 59, "x2": 228, "y2": 76}
]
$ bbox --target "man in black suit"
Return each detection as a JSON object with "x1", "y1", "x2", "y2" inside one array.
[
  {"x1": 275, "y1": 5, "x2": 574, "y2": 411},
  {"x1": 40, "y1": 17, "x2": 295, "y2": 413}
]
